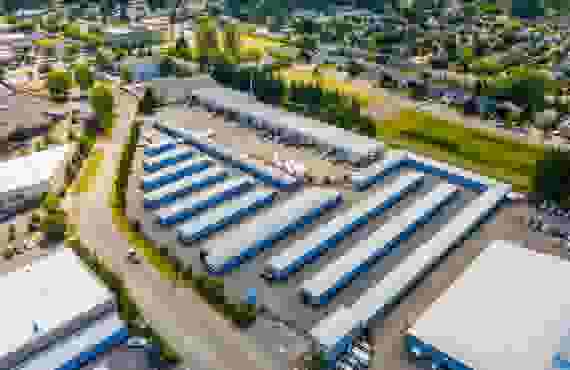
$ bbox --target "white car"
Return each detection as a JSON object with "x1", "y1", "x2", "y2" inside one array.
[{"x1": 127, "y1": 336, "x2": 149, "y2": 348}]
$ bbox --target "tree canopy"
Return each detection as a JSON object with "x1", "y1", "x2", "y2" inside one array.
[{"x1": 532, "y1": 148, "x2": 570, "y2": 206}]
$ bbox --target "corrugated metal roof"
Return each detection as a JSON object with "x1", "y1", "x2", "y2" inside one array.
[
  {"x1": 142, "y1": 156, "x2": 207, "y2": 183},
  {"x1": 300, "y1": 183, "x2": 458, "y2": 299},
  {"x1": 267, "y1": 172, "x2": 425, "y2": 273},
  {"x1": 203, "y1": 187, "x2": 341, "y2": 269},
  {"x1": 143, "y1": 147, "x2": 194, "y2": 168},
  {"x1": 144, "y1": 165, "x2": 223, "y2": 201}
]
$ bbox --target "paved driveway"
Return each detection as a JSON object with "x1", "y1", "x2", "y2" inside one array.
[{"x1": 63, "y1": 91, "x2": 274, "y2": 370}]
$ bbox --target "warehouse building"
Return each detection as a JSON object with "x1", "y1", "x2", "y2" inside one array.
[
  {"x1": 309, "y1": 183, "x2": 511, "y2": 367},
  {"x1": 188, "y1": 87, "x2": 384, "y2": 166},
  {"x1": 0, "y1": 144, "x2": 71, "y2": 212},
  {"x1": 1, "y1": 248, "x2": 128, "y2": 370},
  {"x1": 406, "y1": 240, "x2": 570, "y2": 370}
]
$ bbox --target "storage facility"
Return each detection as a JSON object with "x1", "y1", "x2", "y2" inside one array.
[
  {"x1": 154, "y1": 177, "x2": 255, "y2": 226},
  {"x1": 406, "y1": 240, "x2": 570, "y2": 370},
  {"x1": 0, "y1": 248, "x2": 128, "y2": 370},
  {"x1": 143, "y1": 147, "x2": 195, "y2": 173},
  {"x1": 309, "y1": 183, "x2": 511, "y2": 366},
  {"x1": 264, "y1": 172, "x2": 425, "y2": 281},
  {"x1": 177, "y1": 189, "x2": 278, "y2": 244},
  {"x1": 300, "y1": 183, "x2": 459, "y2": 306},
  {"x1": 143, "y1": 166, "x2": 228, "y2": 209},
  {"x1": 141, "y1": 157, "x2": 213, "y2": 192},
  {"x1": 154, "y1": 121, "x2": 299, "y2": 189},
  {"x1": 0, "y1": 144, "x2": 71, "y2": 212},
  {"x1": 201, "y1": 188, "x2": 343, "y2": 274},
  {"x1": 188, "y1": 87, "x2": 384, "y2": 166}
]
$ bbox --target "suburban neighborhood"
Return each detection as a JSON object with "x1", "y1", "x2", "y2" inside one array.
[{"x1": 2, "y1": 1, "x2": 570, "y2": 370}]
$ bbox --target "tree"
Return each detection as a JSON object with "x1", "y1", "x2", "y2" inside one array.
[
  {"x1": 46, "y1": 70, "x2": 73, "y2": 101},
  {"x1": 175, "y1": 35, "x2": 188, "y2": 50},
  {"x1": 512, "y1": 0, "x2": 546, "y2": 18},
  {"x1": 90, "y1": 85, "x2": 114, "y2": 131},
  {"x1": 532, "y1": 148, "x2": 570, "y2": 206},
  {"x1": 224, "y1": 0, "x2": 241, "y2": 17},
  {"x1": 304, "y1": 351, "x2": 327, "y2": 370},
  {"x1": 8, "y1": 224, "x2": 16, "y2": 243},
  {"x1": 138, "y1": 87, "x2": 160, "y2": 115},
  {"x1": 0, "y1": 67, "x2": 5, "y2": 81},
  {"x1": 159, "y1": 56, "x2": 175, "y2": 77},
  {"x1": 346, "y1": 61, "x2": 365, "y2": 78},
  {"x1": 460, "y1": 47, "x2": 475, "y2": 72},
  {"x1": 74, "y1": 63, "x2": 94, "y2": 93},
  {"x1": 195, "y1": 17, "x2": 221, "y2": 63},
  {"x1": 222, "y1": 22, "x2": 241, "y2": 63},
  {"x1": 121, "y1": 65, "x2": 133, "y2": 83}
]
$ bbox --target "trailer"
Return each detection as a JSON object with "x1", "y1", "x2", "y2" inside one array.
[
  {"x1": 154, "y1": 177, "x2": 255, "y2": 226},
  {"x1": 143, "y1": 147, "x2": 195, "y2": 173},
  {"x1": 177, "y1": 189, "x2": 278, "y2": 244},
  {"x1": 300, "y1": 183, "x2": 459, "y2": 306},
  {"x1": 143, "y1": 167, "x2": 228, "y2": 209},
  {"x1": 144, "y1": 140, "x2": 176, "y2": 157},
  {"x1": 141, "y1": 157, "x2": 212, "y2": 192},
  {"x1": 264, "y1": 172, "x2": 425, "y2": 280},
  {"x1": 201, "y1": 188, "x2": 343, "y2": 275},
  {"x1": 309, "y1": 183, "x2": 510, "y2": 365},
  {"x1": 351, "y1": 151, "x2": 408, "y2": 191}
]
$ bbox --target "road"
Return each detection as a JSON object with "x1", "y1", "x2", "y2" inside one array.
[{"x1": 63, "y1": 90, "x2": 274, "y2": 370}]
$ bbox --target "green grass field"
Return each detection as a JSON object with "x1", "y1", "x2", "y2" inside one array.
[{"x1": 378, "y1": 110, "x2": 545, "y2": 191}]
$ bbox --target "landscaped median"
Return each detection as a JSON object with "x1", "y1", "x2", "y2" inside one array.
[
  {"x1": 377, "y1": 110, "x2": 546, "y2": 191},
  {"x1": 68, "y1": 149, "x2": 104, "y2": 194},
  {"x1": 110, "y1": 120, "x2": 257, "y2": 328}
]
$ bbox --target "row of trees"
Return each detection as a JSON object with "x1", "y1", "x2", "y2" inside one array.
[
  {"x1": 533, "y1": 148, "x2": 570, "y2": 207},
  {"x1": 210, "y1": 61, "x2": 377, "y2": 138}
]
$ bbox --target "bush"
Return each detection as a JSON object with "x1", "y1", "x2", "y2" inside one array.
[{"x1": 2, "y1": 248, "x2": 15, "y2": 260}]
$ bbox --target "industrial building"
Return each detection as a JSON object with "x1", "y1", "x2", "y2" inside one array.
[
  {"x1": 309, "y1": 183, "x2": 511, "y2": 366},
  {"x1": 406, "y1": 240, "x2": 570, "y2": 370},
  {"x1": 154, "y1": 176, "x2": 255, "y2": 226},
  {"x1": 187, "y1": 87, "x2": 384, "y2": 166},
  {"x1": 0, "y1": 248, "x2": 128, "y2": 370},
  {"x1": 143, "y1": 146, "x2": 195, "y2": 173},
  {"x1": 0, "y1": 145, "x2": 71, "y2": 212},
  {"x1": 264, "y1": 172, "x2": 425, "y2": 281},
  {"x1": 177, "y1": 189, "x2": 278, "y2": 244},
  {"x1": 300, "y1": 182, "x2": 459, "y2": 306},
  {"x1": 201, "y1": 187, "x2": 343, "y2": 274}
]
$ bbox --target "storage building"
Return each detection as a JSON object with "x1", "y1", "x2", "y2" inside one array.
[
  {"x1": 300, "y1": 183, "x2": 458, "y2": 306},
  {"x1": 177, "y1": 189, "x2": 278, "y2": 244},
  {"x1": 264, "y1": 172, "x2": 425, "y2": 280},
  {"x1": 309, "y1": 183, "x2": 511, "y2": 366},
  {"x1": 189, "y1": 87, "x2": 384, "y2": 166},
  {"x1": 143, "y1": 166, "x2": 228, "y2": 209},
  {"x1": 143, "y1": 140, "x2": 176, "y2": 157},
  {"x1": 201, "y1": 188, "x2": 343, "y2": 274},
  {"x1": 407, "y1": 240, "x2": 570, "y2": 370},
  {"x1": 154, "y1": 177, "x2": 255, "y2": 226},
  {"x1": 143, "y1": 147, "x2": 195, "y2": 173},
  {"x1": 141, "y1": 157, "x2": 212, "y2": 192},
  {"x1": 0, "y1": 145, "x2": 71, "y2": 212},
  {"x1": 0, "y1": 248, "x2": 127, "y2": 370}
]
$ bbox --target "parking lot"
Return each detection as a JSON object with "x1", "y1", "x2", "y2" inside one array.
[{"x1": 125, "y1": 105, "x2": 552, "y2": 370}]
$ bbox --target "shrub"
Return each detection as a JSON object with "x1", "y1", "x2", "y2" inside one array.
[{"x1": 2, "y1": 248, "x2": 15, "y2": 260}]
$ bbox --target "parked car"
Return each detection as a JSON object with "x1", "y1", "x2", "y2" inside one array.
[{"x1": 127, "y1": 336, "x2": 149, "y2": 348}]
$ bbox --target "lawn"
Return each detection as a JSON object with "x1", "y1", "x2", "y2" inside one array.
[
  {"x1": 69, "y1": 149, "x2": 104, "y2": 193},
  {"x1": 34, "y1": 37, "x2": 65, "y2": 48},
  {"x1": 241, "y1": 34, "x2": 285, "y2": 54},
  {"x1": 277, "y1": 67, "x2": 383, "y2": 106},
  {"x1": 377, "y1": 110, "x2": 545, "y2": 191}
]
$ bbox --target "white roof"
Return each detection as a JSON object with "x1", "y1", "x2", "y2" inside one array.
[
  {"x1": 409, "y1": 240, "x2": 570, "y2": 370},
  {"x1": 0, "y1": 248, "x2": 113, "y2": 360},
  {"x1": 0, "y1": 145, "x2": 69, "y2": 194},
  {"x1": 301, "y1": 183, "x2": 458, "y2": 299},
  {"x1": 143, "y1": 155, "x2": 206, "y2": 183},
  {"x1": 144, "y1": 165, "x2": 224, "y2": 201},
  {"x1": 143, "y1": 147, "x2": 194, "y2": 167}
]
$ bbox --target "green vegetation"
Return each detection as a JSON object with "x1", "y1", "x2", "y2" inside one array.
[
  {"x1": 138, "y1": 87, "x2": 161, "y2": 115},
  {"x1": 47, "y1": 70, "x2": 73, "y2": 101},
  {"x1": 379, "y1": 110, "x2": 546, "y2": 191},
  {"x1": 69, "y1": 149, "x2": 104, "y2": 193},
  {"x1": 74, "y1": 63, "x2": 94, "y2": 92},
  {"x1": 89, "y1": 85, "x2": 115, "y2": 134},
  {"x1": 532, "y1": 148, "x2": 570, "y2": 206}
]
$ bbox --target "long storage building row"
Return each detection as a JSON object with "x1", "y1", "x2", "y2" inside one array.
[
  {"x1": 201, "y1": 188, "x2": 343, "y2": 275},
  {"x1": 300, "y1": 183, "x2": 459, "y2": 306},
  {"x1": 143, "y1": 147, "x2": 196, "y2": 173},
  {"x1": 144, "y1": 140, "x2": 176, "y2": 157},
  {"x1": 154, "y1": 177, "x2": 255, "y2": 226},
  {"x1": 177, "y1": 189, "x2": 278, "y2": 244},
  {"x1": 143, "y1": 167, "x2": 228, "y2": 209},
  {"x1": 141, "y1": 157, "x2": 213, "y2": 192},
  {"x1": 264, "y1": 172, "x2": 425, "y2": 281},
  {"x1": 352, "y1": 151, "x2": 497, "y2": 192},
  {"x1": 154, "y1": 121, "x2": 299, "y2": 189},
  {"x1": 309, "y1": 183, "x2": 511, "y2": 365}
]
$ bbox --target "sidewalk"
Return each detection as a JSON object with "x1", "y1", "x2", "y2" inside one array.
[{"x1": 63, "y1": 91, "x2": 274, "y2": 370}]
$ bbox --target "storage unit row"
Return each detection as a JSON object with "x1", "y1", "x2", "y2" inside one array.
[
  {"x1": 141, "y1": 157, "x2": 213, "y2": 192},
  {"x1": 264, "y1": 172, "x2": 425, "y2": 281},
  {"x1": 154, "y1": 177, "x2": 255, "y2": 226},
  {"x1": 201, "y1": 188, "x2": 343, "y2": 275},
  {"x1": 177, "y1": 189, "x2": 278, "y2": 244},
  {"x1": 143, "y1": 140, "x2": 176, "y2": 157},
  {"x1": 143, "y1": 147, "x2": 195, "y2": 173},
  {"x1": 300, "y1": 183, "x2": 459, "y2": 306},
  {"x1": 143, "y1": 167, "x2": 228, "y2": 209},
  {"x1": 309, "y1": 183, "x2": 511, "y2": 366}
]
